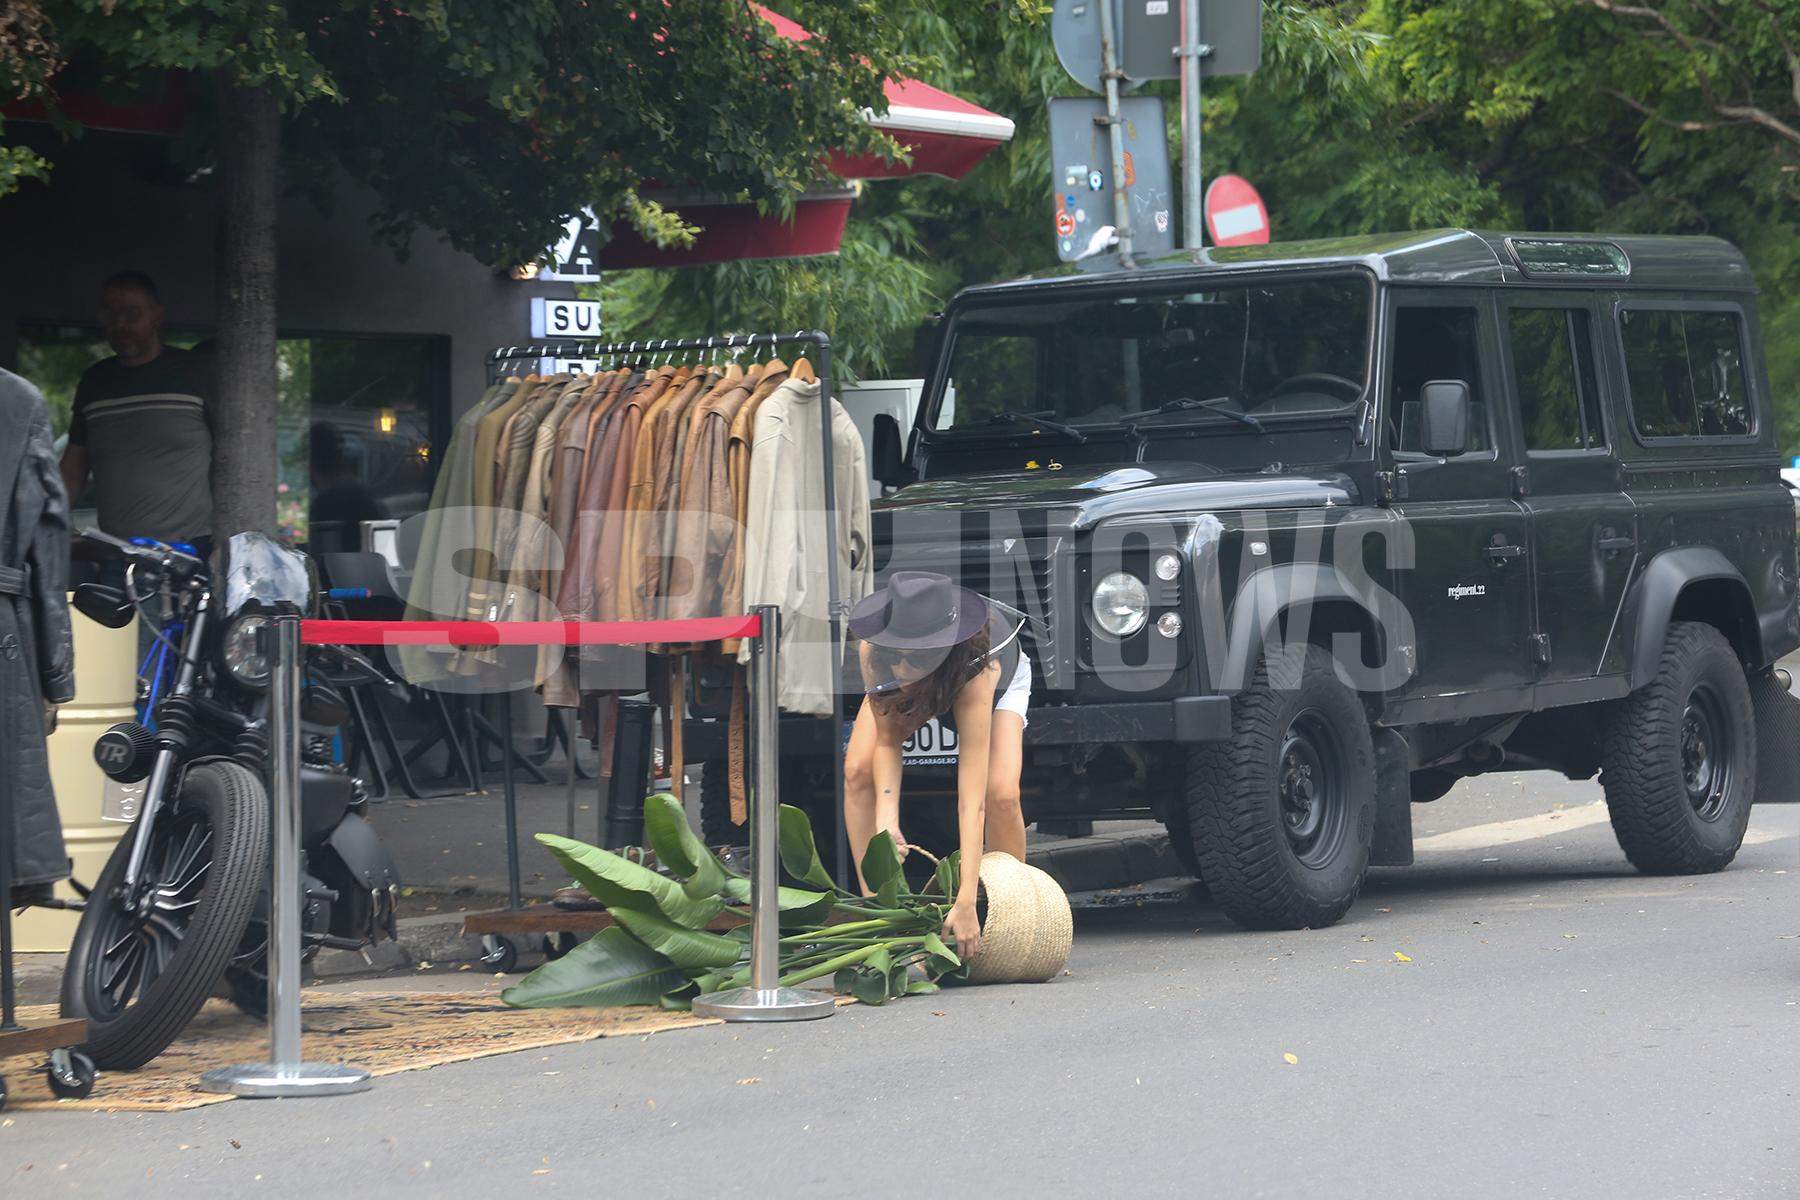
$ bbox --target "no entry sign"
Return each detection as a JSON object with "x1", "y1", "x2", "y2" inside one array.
[{"x1": 1203, "y1": 174, "x2": 1270, "y2": 247}]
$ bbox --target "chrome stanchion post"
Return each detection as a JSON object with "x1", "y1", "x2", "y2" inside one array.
[
  {"x1": 202, "y1": 612, "x2": 372, "y2": 1097},
  {"x1": 693, "y1": 605, "x2": 835, "y2": 1022}
]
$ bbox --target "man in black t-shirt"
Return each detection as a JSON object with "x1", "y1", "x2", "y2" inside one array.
[{"x1": 59, "y1": 271, "x2": 215, "y2": 545}]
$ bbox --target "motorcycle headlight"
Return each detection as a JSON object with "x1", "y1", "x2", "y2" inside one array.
[
  {"x1": 221, "y1": 615, "x2": 273, "y2": 688},
  {"x1": 1091, "y1": 572, "x2": 1149, "y2": 638}
]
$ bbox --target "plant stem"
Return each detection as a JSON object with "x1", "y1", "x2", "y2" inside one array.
[{"x1": 778, "y1": 944, "x2": 882, "y2": 988}]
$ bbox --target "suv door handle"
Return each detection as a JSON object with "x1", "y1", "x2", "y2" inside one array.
[
  {"x1": 1484, "y1": 543, "x2": 1525, "y2": 562},
  {"x1": 1598, "y1": 534, "x2": 1636, "y2": 553}
]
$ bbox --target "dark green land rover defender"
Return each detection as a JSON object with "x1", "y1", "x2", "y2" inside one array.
[{"x1": 867, "y1": 229, "x2": 1800, "y2": 931}]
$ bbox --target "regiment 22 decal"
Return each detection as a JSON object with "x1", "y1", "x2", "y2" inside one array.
[{"x1": 1447, "y1": 583, "x2": 1487, "y2": 600}]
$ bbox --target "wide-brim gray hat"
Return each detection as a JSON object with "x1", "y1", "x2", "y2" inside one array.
[{"x1": 847, "y1": 570, "x2": 990, "y2": 652}]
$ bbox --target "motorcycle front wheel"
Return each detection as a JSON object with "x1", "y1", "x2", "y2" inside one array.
[{"x1": 60, "y1": 761, "x2": 270, "y2": 1070}]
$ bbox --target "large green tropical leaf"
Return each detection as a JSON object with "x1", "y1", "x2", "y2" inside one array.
[
  {"x1": 501, "y1": 928, "x2": 690, "y2": 1009},
  {"x1": 863, "y1": 831, "x2": 904, "y2": 907},
  {"x1": 537, "y1": 834, "x2": 724, "y2": 930},
  {"x1": 922, "y1": 931, "x2": 961, "y2": 975},
  {"x1": 777, "y1": 804, "x2": 838, "y2": 891},
  {"x1": 643, "y1": 792, "x2": 730, "y2": 899},
  {"x1": 613, "y1": 906, "x2": 745, "y2": 970},
  {"x1": 721, "y1": 876, "x2": 836, "y2": 927}
]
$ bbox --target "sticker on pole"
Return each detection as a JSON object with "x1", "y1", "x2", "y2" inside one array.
[{"x1": 1204, "y1": 174, "x2": 1270, "y2": 247}]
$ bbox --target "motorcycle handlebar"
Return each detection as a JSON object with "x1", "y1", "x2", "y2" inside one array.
[{"x1": 76, "y1": 529, "x2": 206, "y2": 577}]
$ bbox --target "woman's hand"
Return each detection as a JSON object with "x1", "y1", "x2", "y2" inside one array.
[{"x1": 944, "y1": 898, "x2": 981, "y2": 962}]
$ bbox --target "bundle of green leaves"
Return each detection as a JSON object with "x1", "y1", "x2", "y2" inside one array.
[{"x1": 501, "y1": 794, "x2": 965, "y2": 1011}]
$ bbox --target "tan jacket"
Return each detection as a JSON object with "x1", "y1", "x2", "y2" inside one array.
[
  {"x1": 556, "y1": 370, "x2": 639, "y2": 625},
  {"x1": 618, "y1": 367, "x2": 702, "y2": 622},
  {"x1": 591, "y1": 368, "x2": 675, "y2": 622},
  {"x1": 498, "y1": 375, "x2": 588, "y2": 623},
  {"x1": 736, "y1": 378, "x2": 873, "y2": 714},
  {"x1": 462, "y1": 379, "x2": 539, "y2": 618},
  {"x1": 718, "y1": 362, "x2": 790, "y2": 648},
  {"x1": 664, "y1": 363, "x2": 770, "y2": 624}
]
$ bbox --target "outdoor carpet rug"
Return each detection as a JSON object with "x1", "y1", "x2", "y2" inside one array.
[{"x1": 3, "y1": 991, "x2": 720, "y2": 1112}]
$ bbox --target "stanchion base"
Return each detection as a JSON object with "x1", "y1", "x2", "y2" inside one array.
[
  {"x1": 692, "y1": 986, "x2": 837, "y2": 1023},
  {"x1": 198, "y1": 1061, "x2": 373, "y2": 1098}
]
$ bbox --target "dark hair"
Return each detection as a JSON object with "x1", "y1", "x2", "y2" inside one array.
[
  {"x1": 102, "y1": 270, "x2": 161, "y2": 303},
  {"x1": 865, "y1": 623, "x2": 992, "y2": 732}
]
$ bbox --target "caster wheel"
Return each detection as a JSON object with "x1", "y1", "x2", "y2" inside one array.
[
  {"x1": 541, "y1": 932, "x2": 578, "y2": 961},
  {"x1": 46, "y1": 1049, "x2": 97, "y2": 1101},
  {"x1": 480, "y1": 934, "x2": 520, "y2": 973}
]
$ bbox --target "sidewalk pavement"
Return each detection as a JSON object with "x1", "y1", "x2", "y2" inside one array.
[{"x1": 12, "y1": 769, "x2": 1184, "y2": 1000}]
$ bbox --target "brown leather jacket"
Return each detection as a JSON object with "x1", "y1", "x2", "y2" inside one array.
[{"x1": 664, "y1": 363, "x2": 770, "y2": 624}]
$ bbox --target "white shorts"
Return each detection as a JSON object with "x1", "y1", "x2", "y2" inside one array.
[{"x1": 995, "y1": 653, "x2": 1033, "y2": 726}]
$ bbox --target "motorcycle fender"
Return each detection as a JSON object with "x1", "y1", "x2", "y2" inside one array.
[{"x1": 325, "y1": 812, "x2": 400, "y2": 891}]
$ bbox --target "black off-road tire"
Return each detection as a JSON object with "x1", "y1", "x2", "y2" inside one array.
[
  {"x1": 1182, "y1": 644, "x2": 1376, "y2": 930},
  {"x1": 1601, "y1": 621, "x2": 1754, "y2": 874},
  {"x1": 60, "y1": 762, "x2": 269, "y2": 1070}
]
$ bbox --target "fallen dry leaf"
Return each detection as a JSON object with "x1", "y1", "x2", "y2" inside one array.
[
  {"x1": 736, "y1": 1077, "x2": 762, "y2": 1086},
  {"x1": 1393, "y1": 951, "x2": 1412, "y2": 962},
  {"x1": 1283, "y1": 1053, "x2": 1299, "y2": 1065}
]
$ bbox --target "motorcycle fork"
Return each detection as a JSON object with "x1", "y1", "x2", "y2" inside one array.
[{"x1": 121, "y1": 589, "x2": 213, "y2": 901}]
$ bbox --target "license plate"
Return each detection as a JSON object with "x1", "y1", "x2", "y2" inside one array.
[
  {"x1": 100, "y1": 778, "x2": 146, "y2": 823},
  {"x1": 902, "y1": 717, "x2": 959, "y2": 766}
]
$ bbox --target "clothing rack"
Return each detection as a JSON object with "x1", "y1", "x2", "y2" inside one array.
[{"x1": 485, "y1": 330, "x2": 852, "y2": 889}]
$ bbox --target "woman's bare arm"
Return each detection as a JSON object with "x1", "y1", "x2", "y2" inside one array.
[{"x1": 943, "y1": 659, "x2": 1000, "y2": 957}]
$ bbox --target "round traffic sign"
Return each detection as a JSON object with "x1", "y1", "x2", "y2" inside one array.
[{"x1": 1203, "y1": 174, "x2": 1270, "y2": 247}]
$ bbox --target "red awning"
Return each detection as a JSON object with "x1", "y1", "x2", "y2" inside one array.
[
  {"x1": 755, "y1": 6, "x2": 1015, "y2": 182},
  {"x1": 593, "y1": 190, "x2": 853, "y2": 271}
]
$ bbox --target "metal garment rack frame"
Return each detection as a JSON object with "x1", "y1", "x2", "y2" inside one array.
[{"x1": 487, "y1": 331, "x2": 852, "y2": 888}]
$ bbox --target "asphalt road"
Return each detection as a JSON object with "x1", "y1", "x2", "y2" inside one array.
[{"x1": 7, "y1": 772, "x2": 1799, "y2": 1199}]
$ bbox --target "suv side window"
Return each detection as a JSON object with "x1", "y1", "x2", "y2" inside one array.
[
  {"x1": 1389, "y1": 305, "x2": 1493, "y2": 456},
  {"x1": 1507, "y1": 307, "x2": 1605, "y2": 452},
  {"x1": 1620, "y1": 307, "x2": 1753, "y2": 439}
]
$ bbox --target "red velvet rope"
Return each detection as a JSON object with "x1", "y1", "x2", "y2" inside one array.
[{"x1": 299, "y1": 615, "x2": 761, "y2": 647}]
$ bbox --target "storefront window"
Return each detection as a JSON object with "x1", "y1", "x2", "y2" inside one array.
[{"x1": 17, "y1": 326, "x2": 444, "y2": 548}]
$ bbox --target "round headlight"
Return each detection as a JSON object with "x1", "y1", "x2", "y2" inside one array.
[
  {"x1": 221, "y1": 615, "x2": 272, "y2": 687},
  {"x1": 1154, "y1": 553, "x2": 1182, "y2": 582},
  {"x1": 1091, "y1": 572, "x2": 1149, "y2": 638}
]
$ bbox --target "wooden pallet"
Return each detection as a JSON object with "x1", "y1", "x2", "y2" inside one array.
[{"x1": 0, "y1": 1017, "x2": 86, "y2": 1061}]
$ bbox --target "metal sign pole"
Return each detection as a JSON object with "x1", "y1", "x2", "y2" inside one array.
[
  {"x1": 201, "y1": 613, "x2": 371, "y2": 1097},
  {"x1": 1096, "y1": 0, "x2": 1136, "y2": 265},
  {"x1": 1180, "y1": 0, "x2": 1206, "y2": 251},
  {"x1": 693, "y1": 606, "x2": 834, "y2": 1022}
]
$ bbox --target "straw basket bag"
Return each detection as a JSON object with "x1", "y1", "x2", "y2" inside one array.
[{"x1": 965, "y1": 851, "x2": 1073, "y2": 984}]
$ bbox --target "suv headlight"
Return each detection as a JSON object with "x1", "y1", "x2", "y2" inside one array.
[
  {"x1": 220, "y1": 614, "x2": 273, "y2": 688},
  {"x1": 1091, "y1": 572, "x2": 1148, "y2": 637}
]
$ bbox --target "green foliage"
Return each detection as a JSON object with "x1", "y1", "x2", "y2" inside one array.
[
  {"x1": 500, "y1": 927, "x2": 690, "y2": 1009},
  {"x1": 506, "y1": 796, "x2": 965, "y2": 1011},
  {"x1": 536, "y1": 832, "x2": 724, "y2": 931},
  {"x1": 8, "y1": 1, "x2": 921, "y2": 267},
  {"x1": 778, "y1": 801, "x2": 839, "y2": 891}
]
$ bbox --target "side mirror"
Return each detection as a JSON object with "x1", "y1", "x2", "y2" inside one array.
[
  {"x1": 73, "y1": 582, "x2": 135, "y2": 629},
  {"x1": 872, "y1": 413, "x2": 912, "y2": 489},
  {"x1": 1419, "y1": 379, "x2": 1473, "y2": 456}
]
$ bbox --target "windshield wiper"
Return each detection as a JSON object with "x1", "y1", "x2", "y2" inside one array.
[
  {"x1": 1144, "y1": 395, "x2": 1265, "y2": 432},
  {"x1": 977, "y1": 411, "x2": 1089, "y2": 443}
]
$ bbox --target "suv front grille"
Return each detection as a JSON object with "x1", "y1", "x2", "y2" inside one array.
[{"x1": 870, "y1": 533, "x2": 1070, "y2": 688}]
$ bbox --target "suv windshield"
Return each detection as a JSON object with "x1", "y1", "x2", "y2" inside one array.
[{"x1": 932, "y1": 275, "x2": 1372, "y2": 434}]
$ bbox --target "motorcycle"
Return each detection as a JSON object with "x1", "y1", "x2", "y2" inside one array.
[{"x1": 58, "y1": 530, "x2": 400, "y2": 1070}]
